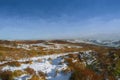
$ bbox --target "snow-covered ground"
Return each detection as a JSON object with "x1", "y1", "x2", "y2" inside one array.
[
  {"x1": 1, "y1": 52, "x2": 79, "y2": 80},
  {"x1": 0, "y1": 47, "x2": 119, "y2": 80},
  {"x1": 67, "y1": 39, "x2": 120, "y2": 48},
  {"x1": 1, "y1": 41, "x2": 82, "y2": 51},
  {"x1": 1, "y1": 40, "x2": 119, "y2": 80}
]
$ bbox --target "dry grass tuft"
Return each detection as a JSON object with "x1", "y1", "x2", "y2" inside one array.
[
  {"x1": 0, "y1": 70, "x2": 14, "y2": 80},
  {"x1": 38, "y1": 71, "x2": 46, "y2": 80},
  {"x1": 7, "y1": 61, "x2": 21, "y2": 67},
  {"x1": 24, "y1": 67, "x2": 36, "y2": 75},
  {"x1": 13, "y1": 70, "x2": 25, "y2": 77}
]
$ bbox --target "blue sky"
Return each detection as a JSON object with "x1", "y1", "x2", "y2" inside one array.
[{"x1": 0, "y1": 0, "x2": 120, "y2": 40}]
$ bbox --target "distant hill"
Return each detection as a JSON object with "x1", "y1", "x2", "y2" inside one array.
[{"x1": 67, "y1": 39, "x2": 120, "y2": 48}]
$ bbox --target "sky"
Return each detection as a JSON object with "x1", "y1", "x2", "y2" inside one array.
[{"x1": 0, "y1": 0, "x2": 120, "y2": 40}]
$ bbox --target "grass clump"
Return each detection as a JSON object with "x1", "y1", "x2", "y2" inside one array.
[
  {"x1": 24, "y1": 67, "x2": 36, "y2": 75},
  {"x1": 38, "y1": 71, "x2": 46, "y2": 80},
  {"x1": 28, "y1": 71, "x2": 46, "y2": 80},
  {"x1": 13, "y1": 70, "x2": 25, "y2": 77},
  {"x1": 0, "y1": 70, "x2": 14, "y2": 80},
  {"x1": 7, "y1": 61, "x2": 21, "y2": 67}
]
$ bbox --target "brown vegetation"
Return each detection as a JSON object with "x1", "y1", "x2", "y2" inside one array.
[
  {"x1": 24, "y1": 67, "x2": 36, "y2": 75},
  {"x1": 66, "y1": 51, "x2": 120, "y2": 80},
  {"x1": 0, "y1": 70, "x2": 14, "y2": 80}
]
